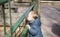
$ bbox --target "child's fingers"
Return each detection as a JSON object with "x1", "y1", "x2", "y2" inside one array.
[{"x1": 26, "y1": 25, "x2": 31, "y2": 30}]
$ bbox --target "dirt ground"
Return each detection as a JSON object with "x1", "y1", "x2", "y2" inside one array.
[{"x1": 41, "y1": 2, "x2": 60, "y2": 37}]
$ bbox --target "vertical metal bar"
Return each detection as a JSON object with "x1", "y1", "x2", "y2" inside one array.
[
  {"x1": 8, "y1": 0, "x2": 12, "y2": 37},
  {"x1": 38, "y1": 0, "x2": 40, "y2": 18},
  {"x1": 36, "y1": 0, "x2": 38, "y2": 11},
  {"x1": 33, "y1": 0, "x2": 38, "y2": 12},
  {"x1": 2, "y1": 4, "x2": 6, "y2": 34},
  {"x1": 31, "y1": 0, "x2": 34, "y2": 10},
  {"x1": 31, "y1": 0, "x2": 37, "y2": 11}
]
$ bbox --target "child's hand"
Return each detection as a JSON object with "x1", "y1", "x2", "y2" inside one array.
[{"x1": 26, "y1": 25, "x2": 31, "y2": 30}]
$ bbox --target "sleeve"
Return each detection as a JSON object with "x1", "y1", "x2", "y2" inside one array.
[
  {"x1": 29, "y1": 25, "x2": 39, "y2": 36},
  {"x1": 29, "y1": 18, "x2": 41, "y2": 36}
]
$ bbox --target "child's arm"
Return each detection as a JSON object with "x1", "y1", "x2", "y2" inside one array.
[
  {"x1": 29, "y1": 25, "x2": 39, "y2": 36},
  {"x1": 26, "y1": 24, "x2": 39, "y2": 36},
  {"x1": 26, "y1": 18, "x2": 41, "y2": 36}
]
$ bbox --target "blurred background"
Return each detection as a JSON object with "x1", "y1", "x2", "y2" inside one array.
[{"x1": 0, "y1": 0, "x2": 60, "y2": 37}]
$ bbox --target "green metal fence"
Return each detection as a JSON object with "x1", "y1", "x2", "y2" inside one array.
[{"x1": 0, "y1": 0, "x2": 38, "y2": 37}]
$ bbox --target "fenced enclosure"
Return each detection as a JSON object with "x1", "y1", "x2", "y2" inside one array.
[{"x1": 0, "y1": 0, "x2": 38, "y2": 37}]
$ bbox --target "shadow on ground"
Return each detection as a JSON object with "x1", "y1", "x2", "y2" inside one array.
[{"x1": 52, "y1": 23, "x2": 60, "y2": 37}]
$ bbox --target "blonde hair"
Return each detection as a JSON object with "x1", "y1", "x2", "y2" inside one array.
[{"x1": 29, "y1": 11, "x2": 38, "y2": 19}]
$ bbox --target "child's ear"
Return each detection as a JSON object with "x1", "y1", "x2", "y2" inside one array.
[
  {"x1": 33, "y1": 16, "x2": 38, "y2": 19},
  {"x1": 33, "y1": 14, "x2": 38, "y2": 19}
]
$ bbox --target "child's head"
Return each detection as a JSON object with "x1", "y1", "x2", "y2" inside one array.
[{"x1": 27, "y1": 11, "x2": 38, "y2": 21}]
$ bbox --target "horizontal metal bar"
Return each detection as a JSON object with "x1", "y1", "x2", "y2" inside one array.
[
  {"x1": 0, "y1": 25, "x2": 10, "y2": 27},
  {"x1": 0, "y1": 25, "x2": 24, "y2": 27},
  {"x1": 15, "y1": 2, "x2": 31, "y2": 3},
  {"x1": 40, "y1": 1, "x2": 60, "y2": 3}
]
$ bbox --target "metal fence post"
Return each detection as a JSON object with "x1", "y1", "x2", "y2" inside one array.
[
  {"x1": 2, "y1": 4, "x2": 6, "y2": 34},
  {"x1": 8, "y1": 0, "x2": 12, "y2": 37}
]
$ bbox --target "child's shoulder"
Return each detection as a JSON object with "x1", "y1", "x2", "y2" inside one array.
[{"x1": 35, "y1": 18, "x2": 40, "y2": 21}]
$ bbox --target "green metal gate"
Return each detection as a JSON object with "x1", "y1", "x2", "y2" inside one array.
[{"x1": 0, "y1": 0, "x2": 38, "y2": 37}]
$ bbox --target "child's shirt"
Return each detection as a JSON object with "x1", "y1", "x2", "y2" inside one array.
[{"x1": 28, "y1": 18, "x2": 43, "y2": 37}]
